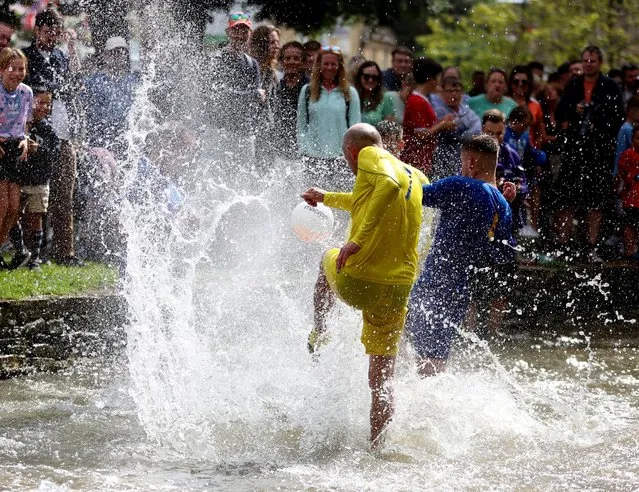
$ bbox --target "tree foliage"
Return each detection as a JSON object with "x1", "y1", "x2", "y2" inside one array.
[
  {"x1": 246, "y1": 0, "x2": 477, "y2": 43},
  {"x1": 418, "y1": 0, "x2": 639, "y2": 79}
]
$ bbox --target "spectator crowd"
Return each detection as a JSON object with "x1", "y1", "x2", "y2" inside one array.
[
  {"x1": 206, "y1": 12, "x2": 637, "y2": 265},
  {"x1": 0, "y1": 8, "x2": 136, "y2": 270},
  {"x1": 1, "y1": 7, "x2": 638, "y2": 272}
]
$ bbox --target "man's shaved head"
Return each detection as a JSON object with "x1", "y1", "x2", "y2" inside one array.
[
  {"x1": 344, "y1": 123, "x2": 383, "y2": 149},
  {"x1": 341, "y1": 123, "x2": 383, "y2": 174},
  {"x1": 461, "y1": 134, "x2": 500, "y2": 178}
]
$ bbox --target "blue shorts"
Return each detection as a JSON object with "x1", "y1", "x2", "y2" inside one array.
[{"x1": 406, "y1": 275, "x2": 470, "y2": 360}]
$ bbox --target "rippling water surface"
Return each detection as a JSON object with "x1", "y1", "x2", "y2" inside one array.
[{"x1": 1, "y1": 335, "x2": 638, "y2": 490}]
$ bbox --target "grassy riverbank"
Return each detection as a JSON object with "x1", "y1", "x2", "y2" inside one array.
[{"x1": 0, "y1": 260, "x2": 118, "y2": 300}]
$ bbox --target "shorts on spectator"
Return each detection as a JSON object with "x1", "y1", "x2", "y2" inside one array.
[
  {"x1": 554, "y1": 150, "x2": 613, "y2": 210},
  {"x1": 21, "y1": 184, "x2": 50, "y2": 214},
  {"x1": 0, "y1": 139, "x2": 23, "y2": 182}
]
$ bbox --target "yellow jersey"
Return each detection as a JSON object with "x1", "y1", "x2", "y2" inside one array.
[{"x1": 324, "y1": 146, "x2": 429, "y2": 285}]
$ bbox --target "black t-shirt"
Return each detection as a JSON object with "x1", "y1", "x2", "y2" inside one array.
[
  {"x1": 381, "y1": 68, "x2": 401, "y2": 92},
  {"x1": 18, "y1": 119, "x2": 60, "y2": 186},
  {"x1": 208, "y1": 48, "x2": 261, "y2": 135},
  {"x1": 274, "y1": 74, "x2": 309, "y2": 154}
]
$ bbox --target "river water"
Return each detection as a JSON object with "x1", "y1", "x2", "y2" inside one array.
[{"x1": 1, "y1": 339, "x2": 638, "y2": 490}]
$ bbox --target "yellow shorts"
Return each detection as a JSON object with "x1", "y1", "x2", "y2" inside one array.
[{"x1": 322, "y1": 248, "x2": 412, "y2": 357}]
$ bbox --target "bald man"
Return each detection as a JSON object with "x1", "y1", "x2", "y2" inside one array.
[
  {"x1": 301, "y1": 123, "x2": 429, "y2": 448},
  {"x1": 406, "y1": 134, "x2": 516, "y2": 377}
]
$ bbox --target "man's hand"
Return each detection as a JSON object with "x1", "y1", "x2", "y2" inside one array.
[
  {"x1": 437, "y1": 114, "x2": 457, "y2": 132},
  {"x1": 27, "y1": 137, "x2": 39, "y2": 154},
  {"x1": 336, "y1": 241, "x2": 361, "y2": 273},
  {"x1": 502, "y1": 181, "x2": 517, "y2": 203},
  {"x1": 301, "y1": 187, "x2": 326, "y2": 207},
  {"x1": 576, "y1": 101, "x2": 585, "y2": 114}
]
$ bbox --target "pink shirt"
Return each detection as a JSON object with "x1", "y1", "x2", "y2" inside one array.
[{"x1": 0, "y1": 82, "x2": 33, "y2": 139}]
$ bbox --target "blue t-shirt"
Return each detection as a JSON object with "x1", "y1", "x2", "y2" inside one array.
[
  {"x1": 504, "y1": 127, "x2": 530, "y2": 160},
  {"x1": 615, "y1": 122, "x2": 633, "y2": 176},
  {"x1": 504, "y1": 127, "x2": 548, "y2": 170},
  {"x1": 420, "y1": 176, "x2": 516, "y2": 284},
  {"x1": 83, "y1": 72, "x2": 138, "y2": 147}
]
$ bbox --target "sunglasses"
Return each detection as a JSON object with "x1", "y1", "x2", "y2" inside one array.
[
  {"x1": 512, "y1": 79, "x2": 530, "y2": 86},
  {"x1": 361, "y1": 73, "x2": 380, "y2": 82},
  {"x1": 321, "y1": 45, "x2": 342, "y2": 55},
  {"x1": 229, "y1": 12, "x2": 249, "y2": 21}
]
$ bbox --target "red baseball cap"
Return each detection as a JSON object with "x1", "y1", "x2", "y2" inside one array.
[{"x1": 227, "y1": 12, "x2": 252, "y2": 29}]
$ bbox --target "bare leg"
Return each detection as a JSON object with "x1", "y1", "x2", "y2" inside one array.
[
  {"x1": 623, "y1": 225, "x2": 637, "y2": 257},
  {"x1": 530, "y1": 184, "x2": 541, "y2": 231},
  {"x1": 0, "y1": 181, "x2": 9, "y2": 244},
  {"x1": 369, "y1": 355, "x2": 395, "y2": 448},
  {"x1": 5, "y1": 183, "x2": 20, "y2": 236},
  {"x1": 416, "y1": 356, "x2": 446, "y2": 378},
  {"x1": 465, "y1": 302, "x2": 478, "y2": 332},
  {"x1": 555, "y1": 207, "x2": 574, "y2": 245},
  {"x1": 313, "y1": 266, "x2": 335, "y2": 334},
  {"x1": 49, "y1": 140, "x2": 76, "y2": 260},
  {"x1": 586, "y1": 209, "x2": 603, "y2": 247},
  {"x1": 489, "y1": 297, "x2": 507, "y2": 332},
  {"x1": 0, "y1": 182, "x2": 20, "y2": 245}
]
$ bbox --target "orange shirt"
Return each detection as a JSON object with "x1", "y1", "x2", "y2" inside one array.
[{"x1": 527, "y1": 99, "x2": 544, "y2": 148}]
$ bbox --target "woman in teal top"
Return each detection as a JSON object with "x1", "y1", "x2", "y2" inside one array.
[
  {"x1": 297, "y1": 46, "x2": 361, "y2": 190},
  {"x1": 467, "y1": 67, "x2": 517, "y2": 120},
  {"x1": 354, "y1": 61, "x2": 396, "y2": 126}
]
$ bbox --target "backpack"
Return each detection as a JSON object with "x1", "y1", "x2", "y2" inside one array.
[{"x1": 305, "y1": 85, "x2": 351, "y2": 127}]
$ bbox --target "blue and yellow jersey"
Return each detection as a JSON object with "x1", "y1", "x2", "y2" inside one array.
[{"x1": 324, "y1": 146, "x2": 429, "y2": 285}]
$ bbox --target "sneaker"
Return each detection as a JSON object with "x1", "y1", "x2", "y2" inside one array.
[
  {"x1": 533, "y1": 252, "x2": 558, "y2": 265},
  {"x1": 8, "y1": 250, "x2": 31, "y2": 270},
  {"x1": 307, "y1": 327, "x2": 330, "y2": 354},
  {"x1": 519, "y1": 224, "x2": 540, "y2": 238},
  {"x1": 0, "y1": 256, "x2": 8, "y2": 270},
  {"x1": 27, "y1": 257, "x2": 42, "y2": 270}
]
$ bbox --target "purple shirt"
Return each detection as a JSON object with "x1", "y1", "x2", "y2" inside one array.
[{"x1": 0, "y1": 83, "x2": 33, "y2": 139}]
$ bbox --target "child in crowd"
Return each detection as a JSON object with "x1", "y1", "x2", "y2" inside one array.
[
  {"x1": 375, "y1": 120, "x2": 404, "y2": 158},
  {"x1": 482, "y1": 109, "x2": 528, "y2": 234},
  {"x1": 617, "y1": 125, "x2": 639, "y2": 259},
  {"x1": 0, "y1": 47, "x2": 33, "y2": 269},
  {"x1": 15, "y1": 88, "x2": 59, "y2": 268},
  {"x1": 504, "y1": 106, "x2": 547, "y2": 237}
]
